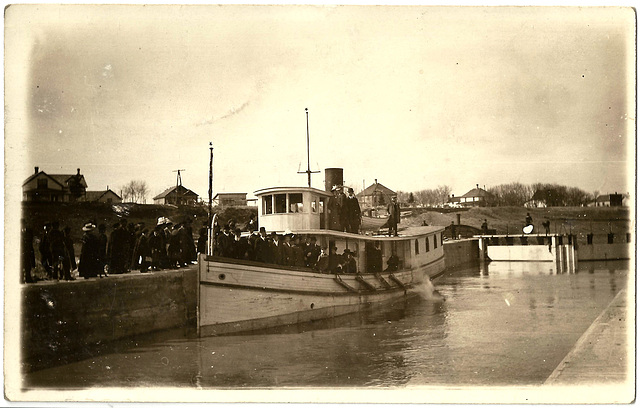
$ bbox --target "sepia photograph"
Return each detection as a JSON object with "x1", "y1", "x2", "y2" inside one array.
[{"x1": 4, "y1": 4, "x2": 635, "y2": 403}]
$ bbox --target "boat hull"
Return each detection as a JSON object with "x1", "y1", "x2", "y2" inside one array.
[{"x1": 198, "y1": 255, "x2": 445, "y2": 336}]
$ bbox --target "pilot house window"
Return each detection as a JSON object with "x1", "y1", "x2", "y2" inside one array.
[
  {"x1": 263, "y1": 195, "x2": 273, "y2": 215},
  {"x1": 289, "y1": 193, "x2": 303, "y2": 213},
  {"x1": 275, "y1": 194, "x2": 287, "y2": 214}
]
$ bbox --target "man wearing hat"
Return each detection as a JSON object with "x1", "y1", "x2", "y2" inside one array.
[
  {"x1": 327, "y1": 186, "x2": 343, "y2": 231},
  {"x1": 342, "y1": 249, "x2": 357, "y2": 274},
  {"x1": 345, "y1": 187, "x2": 362, "y2": 234},
  {"x1": 387, "y1": 196, "x2": 400, "y2": 236},
  {"x1": 79, "y1": 222, "x2": 100, "y2": 279},
  {"x1": 253, "y1": 227, "x2": 270, "y2": 263}
]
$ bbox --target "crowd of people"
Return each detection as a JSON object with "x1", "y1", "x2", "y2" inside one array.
[
  {"x1": 210, "y1": 222, "x2": 368, "y2": 274},
  {"x1": 209, "y1": 220, "x2": 401, "y2": 275},
  {"x1": 21, "y1": 217, "x2": 199, "y2": 283}
]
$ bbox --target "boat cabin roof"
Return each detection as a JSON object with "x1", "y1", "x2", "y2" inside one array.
[
  {"x1": 285, "y1": 226, "x2": 444, "y2": 241},
  {"x1": 254, "y1": 186, "x2": 332, "y2": 197}
]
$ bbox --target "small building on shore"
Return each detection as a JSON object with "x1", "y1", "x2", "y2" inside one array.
[
  {"x1": 357, "y1": 180, "x2": 396, "y2": 208},
  {"x1": 590, "y1": 193, "x2": 628, "y2": 207},
  {"x1": 22, "y1": 167, "x2": 88, "y2": 202},
  {"x1": 153, "y1": 185, "x2": 199, "y2": 206},
  {"x1": 460, "y1": 184, "x2": 490, "y2": 207},
  {"x1": 82, "y1": 189, "x2": 122, "y2": 204},
  {"x1": 213, "y1": 192, "x2": 249, "y2": 207}
]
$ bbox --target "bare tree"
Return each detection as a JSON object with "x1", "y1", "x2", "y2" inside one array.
[{"x1": 121, "y1": 180, "x2": 149, "y2": 204}]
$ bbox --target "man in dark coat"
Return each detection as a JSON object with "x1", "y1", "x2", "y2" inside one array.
[
  {"x1": 216, "y1": 225, "x2": 235, "y2": 258},
  {"x1": 97, "y1": 224, "x2": 108, "y2": 276},
  {"x1": 387, "y1": 196, "x2": 400, "y2": 236},
  {"x1": 253, "y1": 227, "x2": 270, "y2": 263},
  {"x1": 108, "y1": 222, "x2": 128, "y2": 274},
  {"x1": 303, "y1": 236, "x2": 321, "y2": 268},
  {"x1": 337, "y1": 187, "x2": 348, "y2": 232},
  {"x1": 269, "y1": 232, "x2": 283, "y2": 265},
  {"x1": 327, "y1": 187, "x2": 343, "y2": 231},
  {"x1": 245, "y1": 214, "x2": 258, "y2": 233},
  {"x1": 369, "y1": 241, "x2": 383, "y2": 273},
  {"x1": 137, "y1": 229, "x2": 151, "y2": 272},
  {"x1": 342, "y1": 249, "x2": 357, "y2": 274},
  {"x1": 232, "y1": 228, "x2": 251, "y2": 260},
  {"x1": 21, "y1": 219, "x2": 35, "y2": 283},
  {"x1": 62, "y1": 226, "x2": 76, "y2": 280},
  {"x1": 168, "y1": 224, "x2": 183, "y2": 268},
  {"x1": 290, "y1": 235, "x2": 305, "y2": 267},
  {"x1": 149, "y1": 227, "x2": 164, "y2": 271},
  {"x1": 79, "y1": 223, "x2": 101, "y2": 278},
  {"x1": 48, "y1": 221, "x2": 67, "y2": 281},
  {"x1": 39, "y1": 223, "x2": 53, "y2": 279},
  {"x1": 197, "y1": 226, "x2": 208, "y2": 255},
  {"x1": 344, "y1": 187, "x2": 361, "y2": 234}
]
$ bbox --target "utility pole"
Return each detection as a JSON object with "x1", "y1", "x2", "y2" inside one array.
[
  {"x1": 297, "y1": 108, "x2": 320, "y2": 187},
  {"x1": 172, "y1": 169, "x2": 186, "y2": 205}
]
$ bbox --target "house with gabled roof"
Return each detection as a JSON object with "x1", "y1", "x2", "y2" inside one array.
[
  {"x1": 356, "y1": 179, "x2": 396, "y2": 208},
  {"x1": 82, "y1": 189, "x2": 122, "y2": 204},
  {"x1": 153, "y1": 185, "x2": 199, "y2": 206},
  {"x1": 589, "y1": 193, "x2": 629, "y2": 207},
  {"x1": 459, "y1": 184, "x2": 490, "y2": 207},
  {"x1": 22, "y1": 166, "x2": 88, "y2": 202}
]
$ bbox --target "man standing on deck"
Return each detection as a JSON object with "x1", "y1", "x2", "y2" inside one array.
[
  {"x1": 327, "y1": 186, "x2": 343, "y2": 231},
  {"x1": 345, "y1": 187, "x2": 361, "y2": 234},
  {"x1": 387, "y1": 196, "x2": 400, "y2": 236},
  {"x1": 254, "y1": 227, "x2": 270, "y2": 263}
]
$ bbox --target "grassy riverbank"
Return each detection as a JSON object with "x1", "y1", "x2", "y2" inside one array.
[{"x1": 402, "y1": 206, "x2": 631, "y2": 237}]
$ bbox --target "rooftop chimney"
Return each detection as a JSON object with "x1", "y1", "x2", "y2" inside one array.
[
  {"x1": 77, "y1": 168, "x2": 81, "y2": 175},
  {"x1": 476, "y1": 184, "x2": 479, "y2": 189},
  {"x1": 34, "y1": 166, "x2": 39, "y2": 174}
]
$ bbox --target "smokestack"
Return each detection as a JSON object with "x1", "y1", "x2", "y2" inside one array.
[
  {"x1": 35, "y1": 166, "x2": 39, "y2": 174},
  {"x1": 324, "y1": 168, "x2": 344, "y2": 192},
  {"x1": 476, "y1": 184, "x2": 479, "y2": 189}
]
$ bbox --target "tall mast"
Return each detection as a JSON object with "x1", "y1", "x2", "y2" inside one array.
[
  {"x1": 298, "y1": 108, "x2": 319, "y2": 187},
  {"x1": 208, "y1": 141, "x2": 213, "y2": 224}
]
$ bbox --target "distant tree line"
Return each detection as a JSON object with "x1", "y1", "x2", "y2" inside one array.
[
  {"x1": 396, "y1": 185, "x2": 452, "y2": 207},
  {"x1": 397, "y1": 182, "x2": 594, "y2": 207}
]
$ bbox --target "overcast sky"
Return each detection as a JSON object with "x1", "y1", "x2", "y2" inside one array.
[{"x1": 5, "y1": 5, "x2": 635, "y2": 201}]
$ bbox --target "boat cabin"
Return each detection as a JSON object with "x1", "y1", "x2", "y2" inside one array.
[
  {"x1": 252, "y1": 186, "x2": 444, "y2": 275},
  {"x1": 255, "y1": 186, "x2": 332, "y2": 232}
]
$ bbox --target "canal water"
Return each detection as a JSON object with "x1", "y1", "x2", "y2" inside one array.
[{"x1": 24, "y1": 260, "x2": 629, "y2": 389}]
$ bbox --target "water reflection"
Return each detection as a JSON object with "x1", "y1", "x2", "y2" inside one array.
[{"x1": 24, "y1": 260, "x2": 629, "y2": 389}]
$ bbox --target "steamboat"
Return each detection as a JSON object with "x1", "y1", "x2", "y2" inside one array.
[{"x1": 197, "y1": 111, "x2": 446, "y2": 336}]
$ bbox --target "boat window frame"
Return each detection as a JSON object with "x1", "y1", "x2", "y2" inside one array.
[
  {"x1": 289, "y1": 192, "x2": 304, "y2": 213},
  {"x1": 433, "y1": 234, "x2": 438, "y2": 249},
  {"x1": 274, "y1": 193, "x2": 287, "y2": 214},
  {"x1": 415, "y1": 239, "x2": 420, "y2": 255},
  {"x1": 263, "y1": 194, "x2": 273, "y2": 215},
  {"x1": 425, "y1": 236, "x2": 430, "y2": 252}
]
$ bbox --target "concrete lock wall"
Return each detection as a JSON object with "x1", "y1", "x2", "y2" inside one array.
[
  {"x1": 576, "y1": 243, "x2": 631, "y2": 261},
  {"x1": 22, "y1": 269, "x2": 197, "y2": 371},
  {"x1": 443, "y1": 239, "x2": 480, "y2": 269}
]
